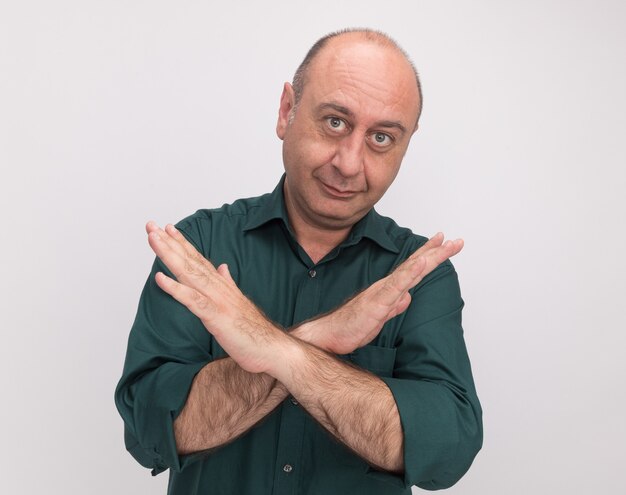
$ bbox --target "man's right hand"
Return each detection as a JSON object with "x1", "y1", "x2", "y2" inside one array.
[{"x1": 296, "y1": 233, "x2": 464, "y2": 355}]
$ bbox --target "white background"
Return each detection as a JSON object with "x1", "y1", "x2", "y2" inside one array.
[{"x1": 1, "y1": 1, "x2": 625, "y2": 493}]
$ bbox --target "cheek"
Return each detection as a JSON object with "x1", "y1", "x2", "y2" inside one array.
[
  {"x1": 363, "y1": 158, "x2": 402, "y2": 194},
  {"x1": 286, "y1": 131, "x2": 337, "y2": 171}
]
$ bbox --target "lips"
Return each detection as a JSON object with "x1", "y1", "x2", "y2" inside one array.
[{"x1": 319, "y1": 181, "x2": 359, "y2": 199}]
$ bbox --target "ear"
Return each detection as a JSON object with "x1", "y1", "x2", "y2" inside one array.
[{"x1": 276, "y1": 82, "x2": 296, "y2": 140}]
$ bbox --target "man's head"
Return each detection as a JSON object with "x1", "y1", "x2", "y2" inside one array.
[
  {"x1": 277, "y1": 29, "x2": 422, "y2": 233},
  {"x1": 291, "y1": 29, "x2": 423, "y2": 125}
]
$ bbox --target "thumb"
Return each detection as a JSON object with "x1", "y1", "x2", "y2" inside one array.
[{"x1": 385, "y1": 292, "x2": 412, "y2": 321}]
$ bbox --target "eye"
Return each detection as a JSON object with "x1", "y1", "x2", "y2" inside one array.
[
  {"x1": 370, "y1": 132, "x2": 393, "y2": 148},
  {"x1": 326, "y1": 117, "x2": 347, "y2": 131}
]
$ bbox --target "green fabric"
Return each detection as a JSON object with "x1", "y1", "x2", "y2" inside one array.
[{"x1": 115, "y1": 176, "x2": 482, "y2": 494}]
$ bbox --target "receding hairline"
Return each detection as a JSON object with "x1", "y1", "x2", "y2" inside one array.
[{"x1": 291, "y1": 28, "x2": 423, "y2": 121}]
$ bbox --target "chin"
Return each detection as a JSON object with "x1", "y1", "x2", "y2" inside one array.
[{"x1": 313, "y1": 204, "x2": 367, "y2": 228}]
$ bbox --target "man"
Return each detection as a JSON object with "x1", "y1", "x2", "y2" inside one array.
[{"x1": 115, "y1": 29, "x2": 482, "y2": 494}]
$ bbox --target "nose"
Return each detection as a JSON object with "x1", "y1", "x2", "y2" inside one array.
[{"x1": 332, "y1": 132, "x2": 365, "y2": 178}]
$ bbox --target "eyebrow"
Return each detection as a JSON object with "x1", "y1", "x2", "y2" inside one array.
[{"x1": 317, "y1": 102, "x2": 408, "y2": 135}]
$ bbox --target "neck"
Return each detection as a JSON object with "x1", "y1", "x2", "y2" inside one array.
[
  {"x1": 292, "y1": 222, "x2": 351, "y2": 264},
  {"x1": 283, "y1": 186, "x2": 353, "y2": 264}
]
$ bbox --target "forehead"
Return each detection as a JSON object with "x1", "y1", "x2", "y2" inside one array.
[{"x1": 303, "y1": 38, "x2": 420, "y2": 129}]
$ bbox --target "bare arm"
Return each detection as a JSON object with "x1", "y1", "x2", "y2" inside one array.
[
  {"x1": 170, "y1": 259, "x2": 410, "y2": 456},
  {"x1": 174, "y1": 322, "x2": 311, "y2": 454},
  {"x1": 148, "y1": 222, "x2": 462, "y2": 466},
  {"x1": 146, "y1": 225, "x2": 297, "y2": 454},
  {"x1": 278, "y1": 339, "x2": 404, "y2": 472},
  {"x1": 175, "y1": 329, "x2": 402, "y2": 469},
  {"x1": 173, "y1": 356, "x2": 287, "y2": 454},
  {"x1": 267, "y1": 248, "x2": 462, "y2": 472}
]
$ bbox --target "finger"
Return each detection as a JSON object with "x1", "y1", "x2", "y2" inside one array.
[
  {"x1": 397, "y1": 255, "x2": 428, "y2": 288},
  {"x1": 216, "y1": 263, "x2": 237, "y2": 286},
  {"x1": 430, "y1": 238, "x2": 464, "y2": 264},
  {"x1": 424, "y1": 231, "x2": 445, "y2": 250},
  {"x1": 406, "y1": 232, "x2": 444, "y2": 262},
  {"x1": 147, "y1": 222, "x2": 219, "y2": 284},
  {"x1": 146, "y1": 221, "x2": 189, "y2": 256},
  {"x1": 385, "y1": 237, "x2": 464, "y2": 302},
  {"x1": 165, "y1": 224, "x2": 217, "y2": 273},
  {"x1": 146, "y1": 220, "x2": 159, "y2": 234},
  {"x1": 148, "y1": 223, "x2": 217, "y2": 278},
  {"x1": 148, "y1": 231, "x2": 212, "y2": 284},
  {"x1": 148, "y1": 230, "x2": 181, "y2": 272},
  {"x1": 451, "y1": 238, "x2": 464, "y2": 255},
  {"x1": 375, "y1": 256, "x2": 426, "y2": 307},
  {"x1": 146, "y1": 221, "x2": 191, "y2": 262},
  {"x1": 155, "y1": 271, "x2": 216, "y2": 319},
  {"x1": 385, "y1": 291, "x2": 412, "y2": 320},
  {"x1": 147, "y1": 222, "x2": 207, "y2": 271},
  {"x1": 417, "y1": 238, "x2": 464, "y2": 280}
]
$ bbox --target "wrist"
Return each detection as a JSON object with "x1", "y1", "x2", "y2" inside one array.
[
  {"x1": 290, "y1": 320, "x2": 324, "y2": 348},
  {"x1": 264, "y1": 332, "x2": 307, "y2": 385}
]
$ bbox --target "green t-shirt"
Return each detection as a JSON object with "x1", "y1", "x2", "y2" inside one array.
[{"x1": 115, "y1": 176, "x2": 482, "y2": 494}]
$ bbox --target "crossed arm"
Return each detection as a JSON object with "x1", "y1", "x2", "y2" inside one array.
[{"x1": 146, "y1": 222, "x2": 463, "y2": 473}]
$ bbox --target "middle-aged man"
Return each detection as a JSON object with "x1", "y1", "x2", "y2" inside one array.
[{"x1": 115, "y1": 28, "x2": 482, "y2": 494}]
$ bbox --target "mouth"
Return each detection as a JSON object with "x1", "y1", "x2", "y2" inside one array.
[{"x1": 319, "y1": 181, "x2": 360, "y2": 199}]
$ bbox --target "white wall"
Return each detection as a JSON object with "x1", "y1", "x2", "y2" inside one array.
[{"x1": 1, "y1": 1, "x2": 625, "y2": 493}]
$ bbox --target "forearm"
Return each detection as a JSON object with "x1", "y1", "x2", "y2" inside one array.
[
  {"x1": 174, "y1": 356, "x2": 288, "y2": 454},
  {"x1": 273, "y1": 339, "x2": 405, "y2": 473},
  {"x1": 173, "y1": 324, "x2": 323, "y2": 454}
]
